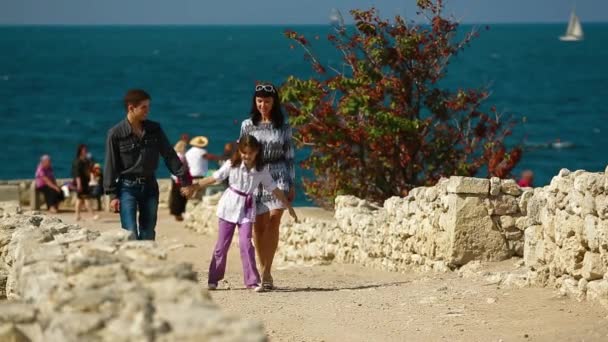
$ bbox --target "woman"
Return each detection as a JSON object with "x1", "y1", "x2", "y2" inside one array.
[
  {"x1": 34, "y1": 154, "x2": 64, "y2": 212},
  {"x1": 169, "y1": 140, "x2": 192, "y2": 221},
  {"x1": 240, "y1": 83, "x2": 295, "y2": 290},
  {"x1": 72, "y1": 144, "x2": 96, "y2": 221}
]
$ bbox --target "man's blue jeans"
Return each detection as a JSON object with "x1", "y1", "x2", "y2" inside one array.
[{"x1": 119, "y1": 179, "x2": 159, "y2": 240}]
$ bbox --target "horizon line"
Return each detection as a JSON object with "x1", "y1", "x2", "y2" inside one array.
[{"x1": 1, "y1": 20, "x2": 608, "y2": 27}]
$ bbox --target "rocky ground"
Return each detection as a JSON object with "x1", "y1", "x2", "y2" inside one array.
[{"x1": 52, "y1": 208, "x2": 608, "y2": 342}]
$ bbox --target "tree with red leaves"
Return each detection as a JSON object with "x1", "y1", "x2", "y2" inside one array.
[{"x1": 281, "y1": 2, "x2": 522, "y2": 208}]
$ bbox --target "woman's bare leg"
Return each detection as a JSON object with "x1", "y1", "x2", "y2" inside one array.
[
  {"x1": 264, "y1": 209, "x2": 284, "y2": 284},
  {"x1": 254, "y1": 212, "x2": 270, "y2": 281}
]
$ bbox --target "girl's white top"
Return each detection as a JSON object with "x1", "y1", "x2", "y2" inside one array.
[{"x1": 213, "y1": 160, "x2": 277, "y2": 224}]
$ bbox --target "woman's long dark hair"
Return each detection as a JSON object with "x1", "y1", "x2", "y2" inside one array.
[
  {"x1": 75, "y1": 144, "x2": 87, "y2": 159},
  {"x1": 249, "y1": 83, "x2": 284, "y2": 129},
  {"x1": 231, "y1": 134, "x2": 264, "y2": 171}
]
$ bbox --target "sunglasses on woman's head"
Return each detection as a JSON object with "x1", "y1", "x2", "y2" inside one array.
[{"x1": 255, "y1": 85, "x2": 276, "y2": 93}]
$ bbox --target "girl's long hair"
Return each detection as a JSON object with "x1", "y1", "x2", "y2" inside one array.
[
  {"x1": 249, "y1": 83, "x2": 285, "y2": 129},
  {"x1": 231, "y1": 134, "x2": 264, "y2": 171}
]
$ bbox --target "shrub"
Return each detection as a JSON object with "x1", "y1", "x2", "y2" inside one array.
[{"x1": 281, "y1": 2, "x2": 521, "y2": 208}]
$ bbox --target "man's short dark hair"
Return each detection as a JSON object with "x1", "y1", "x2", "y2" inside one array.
[{"x1": 124, "y1": 89, "x2": 151, "y2": 111}]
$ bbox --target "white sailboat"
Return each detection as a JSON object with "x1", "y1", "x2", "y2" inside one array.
[{"x1": 559, "y1": 9, "x2": 584, "y2": 41}]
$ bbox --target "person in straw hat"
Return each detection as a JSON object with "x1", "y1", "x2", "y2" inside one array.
[{"x1": 185, "y1": 135, "x2": 222, "y2": 179}]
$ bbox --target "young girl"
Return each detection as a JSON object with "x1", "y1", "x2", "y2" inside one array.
[{"x1": 182, "y1": 134, "x2": 298, "y2": 292}]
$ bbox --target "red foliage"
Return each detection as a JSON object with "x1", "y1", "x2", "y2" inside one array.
[{"x1": 281, "y1": 5, "x2": 522, "y2": 208}]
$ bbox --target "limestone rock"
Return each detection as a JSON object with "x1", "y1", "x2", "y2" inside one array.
[
  {"x1": 582, "y1": 252, "x2": 605, "y2": 281},
  {"x1": 0, "y1": 212, "x2": 265, "y2": 340},
  {"x1": 503, "y1": 272, "x2": 529, "y2": 288},
  {"x1": 0, "y1": 302, "x2": 37, "y2": 324},
  {"x1": 0, "y1": 324, "x2": 30, "y2": 342},
  {"x1": 447, "y1": 195, "x2": 509, "y2": 265},
  {"x1": 504, "y1": 228, "x2": 523, "y2": 241},
  {"x1": 548, "y1": 170, "x2": 573, "y2": 195},
  {"x1": 553, "y1": 237, "x2": 585, "y2": 277},
  {"x1": 586, "y1": 280, "x2": 608, "y2": 302},
  {"x1": 446, "y1": 177, "x2": 489, "y2": 195},
  {"x1": 0, "y1": 268, "x2": 8, "y2": 299},
  {"x1": 488, "y1": 194, "x2": 520, "y2": 216},
  {"x1": 560, "y1": 276, "x2": 585, "y2": 301},
  {"x1": 499, "y1": 216, "x2": 516, "y2": 230},
  {"x1": 595, "y1": 195, "x2": 608, "y2": 220},
  {"x1": 573, "y1": 172, "x2": 604, "y2": 196},
  {"x1": 500, "y1": 179, "x2": 522, "y2": 196},
  {"x1": 524, "y1": 225, "x2": 543, "y2": 269},
  {"x1": 518, "y1": 190, "x2": 534, "y2": 216},
  {"x1": 507, "y1": 240, "x2": 524, "y2": 257},
  {"x1": 490, "y1": 177, "x2": 501, "y2": 196},
  {"x1": 0, "y1": 202, "x2": 22, "y2": 216}
]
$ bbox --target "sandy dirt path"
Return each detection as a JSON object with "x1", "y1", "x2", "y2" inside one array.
[{"x1": 52, "y1": 209, "x2": 608, "y2": 342}]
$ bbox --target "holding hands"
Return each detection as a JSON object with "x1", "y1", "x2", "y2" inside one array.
[
  {"x1": 179, "y1": 185, "x2": 197, "y2": 198},
  {"x1": 180, "y1": 177, "x2": 216, "y2": 198},
  {"x1": 180, "y1": 175, "x2": 299, "y2": 223}
]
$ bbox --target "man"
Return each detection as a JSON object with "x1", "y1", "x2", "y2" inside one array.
[{"x1": 104, "y1": 89, "x2": 192, "y2": 240}]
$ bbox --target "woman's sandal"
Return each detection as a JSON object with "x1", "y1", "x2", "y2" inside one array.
[{"x1": 262, "y1": 281, "x2": 274, "y2": 291}]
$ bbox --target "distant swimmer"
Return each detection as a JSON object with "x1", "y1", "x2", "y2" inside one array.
[
  {"x1": 550, "y1": 139, "x2": 574, "y2": 149},
  {"x1": 523, "y1": 139, "x2": 574, "y2": 150}
]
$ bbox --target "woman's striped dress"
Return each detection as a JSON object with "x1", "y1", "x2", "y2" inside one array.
[{"x1": 240, "y1": 118, "x2": 295, "y2": 214}]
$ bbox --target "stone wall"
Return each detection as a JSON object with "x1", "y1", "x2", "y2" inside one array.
[
  {"x1": 523, "y1": 168, "x2": 608, "y2": 308},
  {"x1": 185, "y1": 177, "x2": 529, "y2": 272},
  {"x1": 0, "y1": 203, "x2": 265, "y2": 341},
  {"x1": 1, "y1": 178, "x2": 172, "y2": 209},
  {"x1": 276, "y1": 176, "x2": 529, "y2": 272},
  {"x1": 184, "y1": 194, "x2": 223, "y2": 235},
  {"x1": 0, "y1": 180, "x2": 32, "y2": 206},
  {"x1": 183, "y1": 169, "x2": 608, "y2": 309}
]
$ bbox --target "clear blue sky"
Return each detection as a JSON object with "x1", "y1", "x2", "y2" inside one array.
[{"x1": 2, "y1": 0, "x2": 607, "y2": 25}]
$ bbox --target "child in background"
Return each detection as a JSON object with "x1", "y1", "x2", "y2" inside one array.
[
  {"x1": 182, "y1": 134, "x2": 298, "y2": 292},
  {"x1": 169, "y1": 140, "x2": 192, "y2": 221},
  {"x1": 89, "y1": 163, "x2": 104, "y2": 211},
  {"x1": 517, "y1": 170, "x2": 534, "y2": 188}
]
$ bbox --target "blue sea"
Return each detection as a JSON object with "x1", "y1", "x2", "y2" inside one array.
[{"x1": 1, "y1": 24, "x2": 607, "y2": 206}]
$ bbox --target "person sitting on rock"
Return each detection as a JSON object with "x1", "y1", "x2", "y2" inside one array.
[{"x1": 34, "y1": 154, "x2": 64, "y2": 213}]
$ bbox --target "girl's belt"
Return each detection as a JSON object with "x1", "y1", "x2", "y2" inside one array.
[{"x1": 229, "y1": 186, "x2": 254, "y2": 220}]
